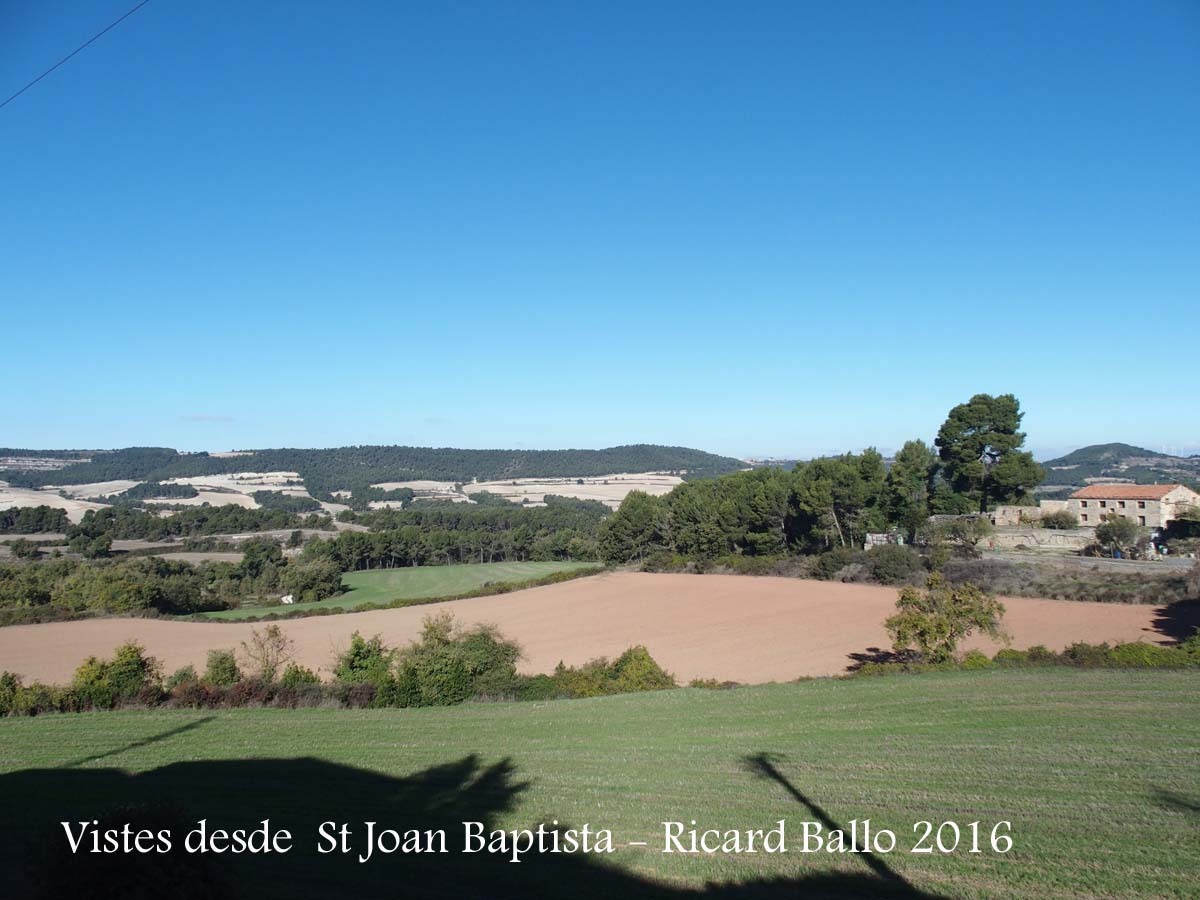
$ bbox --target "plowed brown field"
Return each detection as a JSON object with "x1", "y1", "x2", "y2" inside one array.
[{"x1": 0, "y1": 572, "x2": 1170, "y2": 684}]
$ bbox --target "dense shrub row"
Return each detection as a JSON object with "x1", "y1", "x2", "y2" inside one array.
[
  {"x1": 0, "y1": 616, "x2": 677, "y2": 717},
  {"x1": 855, "y1": 632, "x2": 1200, "y2": 676},
  {"x1": 642, "y1": 544, "x2": 931, "y2": 587},
  {"x1": 939, "y1": 558, "x2": 1192, "y2": 605},
  {"x1": 519, "y1": 647, "x2": 677, "y2": 700},
  {"x1": 643, "y1": 543, "x2": 1196, "y2": 607}
]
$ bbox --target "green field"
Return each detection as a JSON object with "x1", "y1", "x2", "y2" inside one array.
[
  {"x1": 1, "y1": 669, "x2": 1196, "y2": 898},
  {"x1": 196, "y1": 561, "x2": 603, "y2": 620}
]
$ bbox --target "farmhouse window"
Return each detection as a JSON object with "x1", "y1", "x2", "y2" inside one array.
[
  {"x1": 1081, "y1": 514, "x2": 1088, "y2": 523},
  {"x1": 1139, "y1": 516, "x2": 1146, "y2": 525},
  {"x1": 1100, "y1": 501, "x2": 1107, "y2": 508},
  {"x1": 1138, "y1": 501, "x2": 1146, "y2": 509},
  {"x1": 1118, "y1": 501, "x2": 1126, "y2": 508},
  {"x1": 1081, "y1": 501, "x2": 1088, "y2": 507}
]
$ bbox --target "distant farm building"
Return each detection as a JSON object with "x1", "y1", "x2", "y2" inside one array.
[{"x1": 1067, "y1": 483, "x2": 1200, "y2": 529}]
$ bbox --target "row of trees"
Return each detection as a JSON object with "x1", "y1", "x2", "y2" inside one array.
[
  {"x1": 250, "y1": 491, "x2": 322, "y2": 513},
  {"x1": 301, "y1": 524, "x2": 600, "y2": 571},
  {"x1": 115, "y1": 481, "x2": 199, "y2": 500},
  {"x1": 315, "y1": 496, "x2": 610, "y2": 569},
  {"x1": 600, "y1": 394, "x2": 1045, "y2": 563},
  {"x1": 64, "y1": 505, "x2": 328, "y2": 545},
  {"x1": 0, "y1": 505, "x2": 69, "y2": 533},
  {"x1": 0, "y1": 538, "x2": 345, "y2": 624}
]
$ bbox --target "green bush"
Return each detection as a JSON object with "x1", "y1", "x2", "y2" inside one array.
[
  {"x1": 107, "y1": 642, "x2": 161, "y2": 701},
  {"x1": 714, "y1": 554, "x2": 788, "y2": 576},
  {"x1": 0, "y1": 671, "x2": 21, "y2": 715},
  {"x1": 70, "y1": 657, "x2": 112, "y2": 709},
  {"x1": 610, "y1": 646, "x2": 676, "y2": 692},
  {"x1": 959, "y1": 649, "x2": 994, "y2": 669},
  {"x1": 204, "y1": 649, "x2": 240, "y2": 686},
  {"x1": 164, "y1": 665, "x2": 197, "y2": 691},
  {"x1": 11, "y1": 682, "x2": 69, "y2": 715},
  {"x1": 550, "y1": 659, "x2": 610, "y2": 698},
  {"x1": 278, "y1": 663, "x2": 321, "y2": 688},
  {"x1": 71, "y1": 642, "x2": 161, "y2": 709},
  {"x1": 512, "y1": 673, "x2": 560, "y2": 701},
  {"x1": 810, "y1": 547, "x2": 865, "y2": 580},
  {"x1": 1182, "y1": 628, "x2": 1200, "y2": 662},
  {"x1": 641, "y1": 551, "x2": 689, "y2": 573},
  {"x1": 1061, "y1": 641, "x2": 1113, "y2": 668},
  {"x1": 1026, "y1": 645, "x2": 1057, "y2": 663},
  {"x1": 688, "y1": 677, "x2": 739, "y2": 689},
  {"x1": 992, "y1": 648, "x2": 1030, "y2": 667},
  {"x1": 333, "y1": 632, "x2": 396, "y2": 687},
  {"x1": 398, "y1": 614, "x2": 522, "y2": 706},
  {"x1": 854, "y1": 659, "x2": 957, "y2": 676},
  {"x1": 1107, "y1": 642, "x2": 1192, "y2": 668},
  {"x1": 866, "y1": 545, "x2": 925, "y2": 585},
  {"x1": 1039, "y1": 510, "x2": 1079, "y2": 529},
  {"x1": 548, "y1": 646, "x2": 676, "y2": 698}
]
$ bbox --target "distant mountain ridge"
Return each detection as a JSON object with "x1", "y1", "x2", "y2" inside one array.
[
  {"x1": 0, "y1": 444, "x2": 745, "y2": 499},
  {"x1": 1039, "y1": 442, "x2": 1200, "y2": 492}
]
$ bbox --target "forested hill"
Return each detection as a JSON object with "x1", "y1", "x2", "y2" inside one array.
[
  {"x1": 0, "y1": 444, "x2": 744, "y2": 497},
  {"x1": 1039, "y1": 443, "x2": 1200, "y2": 490}
]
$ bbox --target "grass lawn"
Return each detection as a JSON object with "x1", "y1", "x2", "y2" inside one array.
[
  {"x1": 1, "y1": 669, "x2": 1197, "y2": 898},
  {"x1": 195, "y1": 560, "x2": 602, "y2": 620}
]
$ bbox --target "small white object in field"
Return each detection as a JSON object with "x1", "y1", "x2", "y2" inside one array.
[{"x1": 280, "y1": 594, "x2": 295, "y2": 605}]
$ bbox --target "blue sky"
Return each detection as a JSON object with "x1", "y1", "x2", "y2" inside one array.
[{"x1": 2, "y1": 1, "x2": 1197, "y2": 459}]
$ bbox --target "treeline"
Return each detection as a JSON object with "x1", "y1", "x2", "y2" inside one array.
[
  {"x1": 310, "y1": 497, "x2": 608, "y2": 569},
  {"x1": 1, "y1": 444, "x2": 744, "y2": 498},
  {"x1": 0, "y1": 506, "x2": 69, "y2": 533},
  {"x1": 65, "y1": 505, "x2": 329, "y2": 544},
  {"x1": 251, "y1": 491, "x2": 322, "y2": 513},
  {"x1": 600, "y1": 394, "x2": 1045, "y2": 565},
  {"x1": 597, "y1": 455, "x2": 979, "y2": 565},
  {"x1": 115, "y1": 481, "x2": 199, "y2": 500},
  {"x1": 0, "y1": 539, "x2": 344, "y2": 625}
]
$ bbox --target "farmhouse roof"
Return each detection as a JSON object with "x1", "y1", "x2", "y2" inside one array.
[{"x1": 1070, "y1": 483, "x2": 1183, "y2": 500}]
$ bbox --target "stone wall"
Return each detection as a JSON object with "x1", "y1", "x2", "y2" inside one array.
[{"x1": 986, "y1": 528, "x2": 1093, "y2": 552}]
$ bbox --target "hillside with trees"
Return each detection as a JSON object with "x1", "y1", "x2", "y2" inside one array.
[
  {"x1": 0, "y1": 444, "x2": 744, "y2": 499},
  {"x1": 1039, "y1": 443, "x2": 1200, "y2": 492}
]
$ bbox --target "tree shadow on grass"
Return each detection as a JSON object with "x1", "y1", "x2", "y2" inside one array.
[
  {"x1": 1, "y1": 746, "x2": 946, "y2": 899},
  {"x1": 58, "y1": 716, "x2": 217, "y2": 769},
  {"x1": 1153, "y1": 789, "x2": 1200, "y2": 816},
  {"x1": 741, "y1": 752, "x2": 931, "y2": 895}
]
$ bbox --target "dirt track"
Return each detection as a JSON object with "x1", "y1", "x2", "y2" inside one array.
[{"x1": 0, "y1": 572, "x2": 1174, "y2": 685}]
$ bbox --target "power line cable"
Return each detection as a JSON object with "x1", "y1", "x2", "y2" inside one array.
[{"x1": 0, "y1": 0, "x2": 152, "y2": 112}]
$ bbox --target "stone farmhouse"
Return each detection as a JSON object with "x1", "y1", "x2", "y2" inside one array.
[{"x1": 1067, "y1": 483, "x2": 1200, "y2": 529}]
